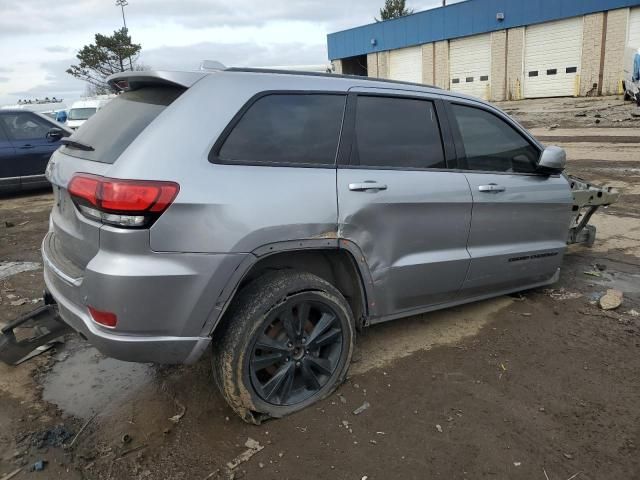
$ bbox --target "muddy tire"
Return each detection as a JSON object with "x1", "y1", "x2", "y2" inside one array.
[{"x1": 212, "y1": 270, "x2": 355, "y2": 424}]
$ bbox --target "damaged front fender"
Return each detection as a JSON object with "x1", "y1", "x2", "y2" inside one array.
[{"x1": 567, "y1": 175, "x2": 620, "y2": 246}]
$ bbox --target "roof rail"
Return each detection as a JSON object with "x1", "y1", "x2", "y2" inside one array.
[{"x1": 224, "y1": 67, "x2": 439, "y2": 90}]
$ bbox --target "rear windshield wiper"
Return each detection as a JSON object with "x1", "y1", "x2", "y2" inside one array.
[{"x1": 60, "y1": 138, "x2": 95, "y2": 151}]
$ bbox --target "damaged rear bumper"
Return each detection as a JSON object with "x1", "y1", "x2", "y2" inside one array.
[
  {"x1": 567, "y1": 175, "x2": 620, "y2": 246},
  {"x1": 0, "y1": 300, "x2": 71, "y2": 365}
]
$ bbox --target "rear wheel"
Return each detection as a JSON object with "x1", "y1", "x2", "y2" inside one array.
[{"x1": 212, "y1": 270, "x2": 355, "y2": 423}]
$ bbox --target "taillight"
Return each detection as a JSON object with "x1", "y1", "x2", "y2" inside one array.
[
  {"x1": 68, "y1": 173, "x2": 179, "y2": 228},
  {"x1": 88, "y1": 306, "x2": 118, "y2": 328}
]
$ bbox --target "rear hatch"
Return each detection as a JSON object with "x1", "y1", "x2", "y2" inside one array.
[{"x1": 45, "y1": 76, "x2": 198, "y2": 276}]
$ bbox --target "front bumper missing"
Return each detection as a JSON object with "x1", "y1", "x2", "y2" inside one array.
[
  {"x1": 0, "y1": 303, "x2": 71, "y2": 365},
  {"x1": 567, "y1": 175, "x2": 620, "y2": 246}
]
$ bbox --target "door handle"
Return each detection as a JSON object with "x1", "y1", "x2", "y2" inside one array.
[
  {"x1": 19, "y1": 144, "x2": 34, "y2": 150},
  {"x1": 348, "y1": 182, "x2": 388, "y2": 192},
  {"x1": 478, "y1": 184, "x2": 506, "y2": 193}
]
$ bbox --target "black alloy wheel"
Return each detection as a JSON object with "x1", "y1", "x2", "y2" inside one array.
[{"x1": 249, "y1": 293, "x2": 344, "y2": 406}]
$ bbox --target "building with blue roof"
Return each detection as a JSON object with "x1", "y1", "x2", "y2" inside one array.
[{"x1": 327, "y1": 0, "x2": 640, "y2": 100}]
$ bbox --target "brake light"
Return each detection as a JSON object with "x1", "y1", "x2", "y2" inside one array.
[
  {"x1": 88, "y1": 306, "x2": 118, "y2": 328},
  {"x1": 68, "y1": 174, "x2": 179, "y2": 228}
]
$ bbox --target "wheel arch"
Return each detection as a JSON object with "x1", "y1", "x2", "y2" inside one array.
[{"x1": 204, "y1": 240, "x2": 376, "y2": 337}]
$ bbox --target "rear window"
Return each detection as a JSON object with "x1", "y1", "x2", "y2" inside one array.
[
  {"x1": 62, "y1": 86, "x2": 183, "y2": 164},
  {"x1": 216, "y1": 94, "x2": 346, "y2": 166}
]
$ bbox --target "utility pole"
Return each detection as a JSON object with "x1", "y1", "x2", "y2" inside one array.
[{"x1": 115, "y1": 0, "x2": 133, "y2": 70}]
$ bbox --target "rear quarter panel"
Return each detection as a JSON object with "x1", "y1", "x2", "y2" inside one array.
[{"x1": 110, "y1": 73, "x2": 354, "y2": 254}]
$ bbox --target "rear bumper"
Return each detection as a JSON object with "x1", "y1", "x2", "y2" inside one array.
[
  {"x1": 44, "y1": 264, "x2": 210, "y2": 364},
  {"x1": 42, "y1": 231, "x2": 246, "y2": 364}
]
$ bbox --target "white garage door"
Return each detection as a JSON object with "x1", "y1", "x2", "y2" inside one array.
[
  {"x1": 389, "y1": 46, "x2": 422, "y2": 83},
  {"x1": 524, "y1": 18, "x2": 583, "y2": 98},
  {"x1": 449, "y1": 33, "x2": 491, "y2": 99},
  {"x1": 629, "y1": 7, "x2": 640, "y2": 48}
]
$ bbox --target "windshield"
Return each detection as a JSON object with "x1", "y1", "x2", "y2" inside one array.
[{"x1": 68, "y1": 107, "x2": 97, "y2": 121}]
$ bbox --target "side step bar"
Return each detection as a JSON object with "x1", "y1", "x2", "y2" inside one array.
[
  {"x1": 0, "y1": 301, "x2": 71, "y2": 366},
  {"x1": 567, "y1": 175, "x2": 620, "y2": 246}
]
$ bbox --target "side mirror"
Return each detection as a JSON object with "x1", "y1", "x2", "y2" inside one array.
[
  {"x1": 46, "y1": 127, "x2": 64, "y2": 142},
  {"x1": 537, "y1": 146, "x2": 566, "y2": 173}
]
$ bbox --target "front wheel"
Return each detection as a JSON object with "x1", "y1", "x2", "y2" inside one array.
[{"x1": 212, "y1": 270, "x2": 355, "y2": 423}]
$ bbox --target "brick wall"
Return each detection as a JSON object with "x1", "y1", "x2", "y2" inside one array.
[
  {"x1": 580, "y1": 13, "x2": 606, "y2": 96},
  {"x1": 421, "y1": 43, "x2": 435, "y2": 85},
  {"x1": 377, "y1": 51, "x2": 390, "y2": 79},
  {"x1": 602, "y1": 8, "x2": 629, "y2": 95},
  {"x1": 490, "y1": 30, "x2": 507, "y2": 101},
  {"x1": 434, "y1": 40, "x2": 449, "y2": 89},
  {"x1": 506, "y1": 27, "x2": 525, "y2": 100},
  {"x1": 367, "y1": 53, "x2": 379, "y2": 78}
]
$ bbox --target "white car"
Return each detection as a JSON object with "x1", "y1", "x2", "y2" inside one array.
[{"x1": 65, "y1": 97, "x2": 115, "y2": 129}]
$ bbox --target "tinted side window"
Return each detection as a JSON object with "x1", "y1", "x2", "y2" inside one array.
[
  {"x1": 451, "y1": 104, "x2": 539, "y2": 173},
  {"x1": 218, "y1": 94, "x2": 345, "y2": 166},
  {"x1": 0, "y1": 113, "x2": 52, "y2": 141},
  {"x1": 352, "y1": 96, "x2": 445, "y2": 169}
]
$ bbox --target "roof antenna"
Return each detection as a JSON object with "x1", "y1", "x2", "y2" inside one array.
[{"x1": 200, "y1": 60, "x2": 226, "y2": 71}]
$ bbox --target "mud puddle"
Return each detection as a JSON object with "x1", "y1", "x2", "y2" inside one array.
[
  {"x1": 42, "y1": 346, "x2": 155, "y2": 419},
  {"x1": 588, "y1": 270, "x2": 640, "y2": 295}
]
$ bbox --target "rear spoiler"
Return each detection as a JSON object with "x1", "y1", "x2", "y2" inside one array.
[{"x1": 107, "y1": 70, "x2": 208, "y2": 92}]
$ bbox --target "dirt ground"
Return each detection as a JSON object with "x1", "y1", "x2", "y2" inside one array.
[{"x1": 0, "y1": 95, "x2": 639, "y2": 480}]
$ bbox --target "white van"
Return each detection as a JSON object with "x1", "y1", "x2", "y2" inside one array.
[
  {"x1": 65, "y1": 96, "x2": 115, "y2": 130},
  {"x1": 623, "y1": 47, "x2": 640, "y2": 105}
]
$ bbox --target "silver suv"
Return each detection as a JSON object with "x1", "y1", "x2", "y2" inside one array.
[{"x1": 40, "y1": 68, "x2": 601, "y2": 423}]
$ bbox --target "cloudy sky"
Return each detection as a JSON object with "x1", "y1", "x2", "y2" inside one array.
[{"x1": 0, "y1": 0, "x2": 463, "y2": 106}]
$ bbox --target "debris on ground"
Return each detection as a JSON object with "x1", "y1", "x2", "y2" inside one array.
[
  {"x1": 226, "y1": 438, "x2": 264, "y2": 470},
  {"x1": 65, "y1": 413, "x2": 98, "y2": 449},
  {"x1": 169, "y1": 398, "x2": 186, "y2": 423},
  {"x1": 599, "y1": 289, "x2": 623, "y2": 310},
  {"x1": 627, "y1": 309, "x2": 639, "y2": 317},
  {"x1": 30, "y1": 460, "x2": 47, "y2": 472},
  {"x1": 116, "y1": 444, "x2": 147, "y2": 460},
  {"x1": 545, "y1": 288, "x2": 583, "y2": 301},
  {"x1": 353, "y1": 401, "x2": 370, "y2": 415},
  {"x1": 33, "y1": 425, "x2": 74, "y2": 449},
  {"x1": 435, "y1": 424, "x2": 443, "y2": 433},
  {"x1": 583, "y1": 270, "x2": 602, "y2": 277},
  {"x1": 15, "y1": 343, "x2": 57, "y2": 365}
]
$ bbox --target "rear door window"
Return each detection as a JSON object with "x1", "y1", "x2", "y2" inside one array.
[
  {"x1": 61, "y1": 86, "x2": 184, "y2": 164},
  {"x1": 450, "y1": 104, "x2": 540, "y2": 173},
  {"x1": 351, "y1": 96, "x2": 446, "y2": 169},
  {"x1": 216, "y1": 94, "x2": 346, "y2": 166}
]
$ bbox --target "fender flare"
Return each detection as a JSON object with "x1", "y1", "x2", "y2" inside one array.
[{"x1": 199, "y1": 238, "x2": 377, "y2": 336}]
